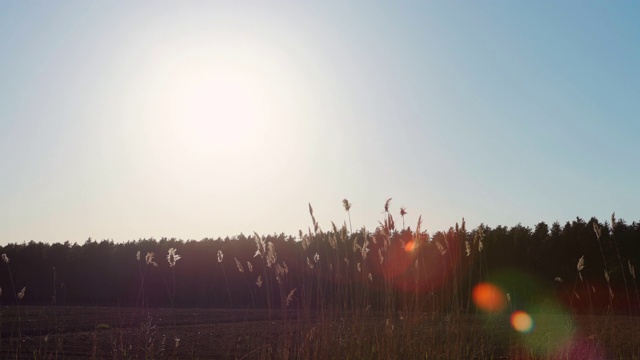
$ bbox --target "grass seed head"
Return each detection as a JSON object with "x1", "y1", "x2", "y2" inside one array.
[
  {"x1": 628, "y1": 260, "x2": 635, "y2": 279},
  {"x1": 145, "y1": 252, "x2": 158, "y2": 267},
  {"x1": 360, "y1": 237, "x2": 370, "y2": 259},
  {"x1": 593, "y1": 223, "x2": 602, "y2": 240},
  {"x1": 266, "y1": 242, "x2": 277, "y2": 268},
  {"x1": 415, "y1": 215, "x2": 423, "y2": 241},
  {"x1": 577, "y1": 255, "x2": 585, "y2": 272},
  {"x1": 136, "y1": 251, "x2": 141, "y2": 261},
  {"x1": 352, "y1": 237, "x2": 360, "y2": 253},
  {"x1": 611, "y1": 212, "x2": 616, "y2": 230},
  {"x1": 2, "y1": 254, "x2": 8, "y2": 263},
  {"x1": 167, "y1": 248, "x2": 181, "y2": 267},
  {"x1": 253, "y1": 232, "x2": 265, "y2": 258},
  {"x1": 217, "y1": 250, "x2": 224, "y2": 263},
  {"x1": 329, "y1": 234, "x2": 337, "y2": 250},
  {"x1": 275, "y1": 263, "x2": 285, "y2": 284},
  {"x1": 435, "y1": 241, "x2": 447, "y2": 256},
  {"x1": 255, "y1": 275, "x2": 262, "y2": 288},
  {"x1": 386, "y1": 213, "x2": 395, "y2": 232},
  {"x1": 235, "y1": 258, "x2": 244, "y2": 273},
  {"x1": 309, "y1": 203, "x2": 319, "y2": 233},
  {"x1": 17, "y1": 287, "x2": 26, "y2": 300},
  {"x1": 342, "y1": 199, "x2": 351, "y2": 212},
  {"x1": 286, "y1": 288, "x2": 297, "y2": 307}
]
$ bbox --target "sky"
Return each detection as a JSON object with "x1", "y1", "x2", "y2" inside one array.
[{"x1": 1, "y1": 2, "x2": 639, "y2": 245}]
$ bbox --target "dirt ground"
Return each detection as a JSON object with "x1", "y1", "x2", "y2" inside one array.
[{"x1": 0, "y1": 306, "x2": 638, "y2": 359}]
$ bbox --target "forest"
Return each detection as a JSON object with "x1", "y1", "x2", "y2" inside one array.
[{"x1": 1, "y1": 205, "x2": 638, "y2": 317}]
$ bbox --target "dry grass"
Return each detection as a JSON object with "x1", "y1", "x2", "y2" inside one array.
[{"x1": 0, "y1": 205, "x2": 638, "y2": 359}]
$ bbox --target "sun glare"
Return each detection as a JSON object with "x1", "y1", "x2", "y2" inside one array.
[
  {"x1": 139, "y1": 41, "x2": 294, "y2": 179},
  {"x1": 171, "y1": 67, "x2": 267, "y2": 152}
]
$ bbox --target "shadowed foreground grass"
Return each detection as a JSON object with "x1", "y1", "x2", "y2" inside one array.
[{"x1": 1, "y1": 306, "x2": 638, "y2": 359}]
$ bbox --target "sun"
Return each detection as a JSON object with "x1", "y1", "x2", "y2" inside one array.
[
  {"x1": 135, "y1": 35, "x2": 301, "y2": 181},
  {"x1": 171, "y1": 67, "x2": 267, "y2": 153}
]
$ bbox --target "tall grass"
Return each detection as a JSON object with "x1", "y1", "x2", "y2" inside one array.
[
  {"x1": 233, "y1": 203, "x2": 640, "y2": 359},
  {"x1": 0, "y1": 205, "x2": 638, "y2": 359}
]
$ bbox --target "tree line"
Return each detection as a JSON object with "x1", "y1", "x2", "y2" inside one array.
[{"x1": 0, "y1": 212, "x2": 638, "y2": 315}]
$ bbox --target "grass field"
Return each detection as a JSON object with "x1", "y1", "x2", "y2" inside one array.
[
  {"x1": 1, "y1": 207, "x2": 637, "y2": 359},
  {"x1": 1, "y1": 306, "x2": 638, "y2": 359}
]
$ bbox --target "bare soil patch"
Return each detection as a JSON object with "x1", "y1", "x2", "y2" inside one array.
[{"x1": 0, "y1": 306, "x2": 638, "y2": 359}]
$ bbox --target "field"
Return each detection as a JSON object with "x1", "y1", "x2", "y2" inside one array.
[
  {"x1": 1, "y1": 207, "x2": 639, "y2": 359},
  {"x1": 1, "y1": 306, "x2": 638, "y2": 359}
]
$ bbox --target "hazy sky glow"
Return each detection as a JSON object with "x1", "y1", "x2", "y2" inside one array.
[{"x1": 1, "y1": 2, "x2": 639, "y2": 244}]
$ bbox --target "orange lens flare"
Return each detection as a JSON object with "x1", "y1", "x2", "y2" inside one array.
[
  {"x1": 404, "y1": 240, "x2": 415, "y2": 252},
  {"x1": 472, "y1": 283, "x2": 507, "y2": 313},
  {"x1": 510, "y1": 311, "x2": 534, "y2": 333}
]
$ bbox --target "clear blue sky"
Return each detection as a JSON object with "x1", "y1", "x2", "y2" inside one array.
[{"x1": 1, "y1": 2, "x2": 638, "y2": 244}]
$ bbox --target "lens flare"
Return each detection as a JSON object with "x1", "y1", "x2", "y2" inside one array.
[
  {"x1": 472, "y1": 282, "x2": 507, "y2": 313},
  {"x1": 404, "y1": 240, "x2": 415, "y2": 252},
  {"x1": 511, "y1": 311, "x2": 534, "y2": 333}
]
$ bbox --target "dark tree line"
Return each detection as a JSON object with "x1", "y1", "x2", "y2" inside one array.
[{"x1": 0, "y1": 215, "x2": 638, "y2": 315}]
